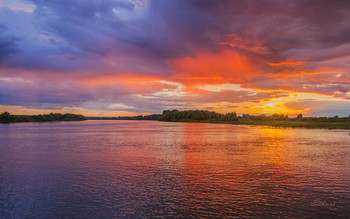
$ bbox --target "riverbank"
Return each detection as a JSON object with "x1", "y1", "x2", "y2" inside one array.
[
  {"x1": 165, "y1": 119, "x2": 350, "y2": 129},
  {"x1": 87, "y1": 118, "x2": 350, "y2": 129},
  {"x1": 155, "y1": 110, "x2": 350, "y2": 129}
]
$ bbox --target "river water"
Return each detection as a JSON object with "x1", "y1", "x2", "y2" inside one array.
[{"x1": 0, "y1": 120, "x2": 349, "y2": 218}]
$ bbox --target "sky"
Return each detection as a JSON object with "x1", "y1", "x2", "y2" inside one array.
[{"x1": 1, "y1": 0, "x2": 350, "y2": 117}]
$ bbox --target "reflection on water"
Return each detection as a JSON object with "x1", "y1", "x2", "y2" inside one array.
[{"x1": 0, "y1": 121, "x2": 349, "y2": 218}]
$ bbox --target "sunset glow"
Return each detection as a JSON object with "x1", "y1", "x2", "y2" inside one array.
[{"x1": 1, "y1": 0, "x2": 350, "y2": 116}]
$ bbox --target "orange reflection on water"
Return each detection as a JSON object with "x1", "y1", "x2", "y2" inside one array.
[
  {"x1": 256, "y1": 127, "x2": 298, "y2": 167},
  {"x1": 1, "y1": 121, "x2": 348, "y2": 217}
]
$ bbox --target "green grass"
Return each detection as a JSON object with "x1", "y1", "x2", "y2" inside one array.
[{"x1": 163, "y1": 119, "x2": 350, "y2": 129}]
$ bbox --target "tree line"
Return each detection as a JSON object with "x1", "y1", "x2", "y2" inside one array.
[
  {"x1": 88, "y1": 114, "x2": 161, "y2": 120},
  {"x1": 89, "y1": 109, "x2": 350, "y2": 123},
  {"x1": 0, "y1": 112, "x2": 87, "y2": 123},
  {"x1": 4, "y1": 110, "x2": 348, "y2": 124},
  {"x1": 158, "y1": 110, "x2": 350, "y2": 122}
]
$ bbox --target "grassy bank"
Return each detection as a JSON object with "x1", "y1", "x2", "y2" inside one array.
[{"x1": 168, "y1": 119, "x2": 350, "y2": 129}]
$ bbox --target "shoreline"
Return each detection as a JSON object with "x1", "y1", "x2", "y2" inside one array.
[
  {"x1": 0, "y1": 119, "x2": 350, "y2": 130},
  {"x1": 2, "y1": 119, "x2": 350, "y2": 130},
  {"x1": 157, "y1": 120, "x2": 350, "y2": 130},
  {"x1": 87, "y1": 119, "x2": 350, "y2": 130}
]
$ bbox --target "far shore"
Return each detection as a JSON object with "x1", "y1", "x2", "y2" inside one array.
[
  {"x1": 88, "y1": 109, "x2": 350, "y2": 130},
  {"x1": 0, "y1": 112, "x2": 87, "y2": 123},
  {"x1": 157, "y1": 119, "x2": 350, "y2": 130},
  {"x1": 2, "y1": 110, "x2": 350, "y2": 130},
  {"x1": 87, "y1": 118, "x2": 350, "y2": 130}
]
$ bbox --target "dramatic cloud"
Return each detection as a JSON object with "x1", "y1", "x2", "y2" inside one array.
[{"x1": 0, "y1": 0, "x2": 350, "y2": 116}]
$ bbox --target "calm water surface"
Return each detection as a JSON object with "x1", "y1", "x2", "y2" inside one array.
[{"x1": 0, "y1": 121, "x2": 349, "y2": 218}]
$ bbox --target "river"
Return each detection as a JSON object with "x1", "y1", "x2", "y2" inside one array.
[{"x1": 0, "y1": 120, "x2": 349, "y2": 218}]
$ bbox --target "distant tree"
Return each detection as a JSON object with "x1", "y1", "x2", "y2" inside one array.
[
  {"x1": 242, "y1": 114, "x2": 250, "y2": 119},
  {"x1": 225, "y1": 112, "x2": 238, "y2": 121},
  {"x1": 162, "y1": 110, "x2": 170, "y2": 114},
  {"x1": 0, "y1": 112, "x2": 11, "y2": 120},
  {"x1": 297, "y1": 113, "x2": 303, "y2": 119},
  {"x1": 257, "y1": 114, "x2": 267, "y2": 121},
  {"x1": 271, "y1": 113, "x2": 286, "y2": 120}
]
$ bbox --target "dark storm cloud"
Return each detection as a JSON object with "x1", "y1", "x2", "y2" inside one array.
[
  {"x1": 0, "y1": 24, "x2": 20, "y2": 63},
  {"x1": 27, "y1": 0, "x2": 219, "y2": 64}
]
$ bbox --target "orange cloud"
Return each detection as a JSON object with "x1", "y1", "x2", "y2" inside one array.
[
  {"x1": 79, "y1": 73, "x2": 182, "y2": 97},
  {"x1": 268, "y1": 61, "x2": 303, "y2": 66},
  {"x1": 219, "y1": 33, "x2": 269, "y2": 54},
  {"x1": 265, "y1": 70, "x2": 333, "y2": 80},
  {"x1": 171, "y1": 49, "x2": 251, "y2": 86}
]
